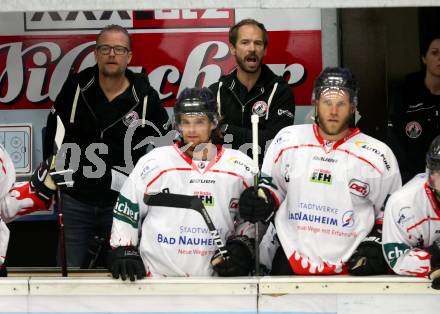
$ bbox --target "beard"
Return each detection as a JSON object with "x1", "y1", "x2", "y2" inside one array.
[
  {"x1": 317, "y1": 113, "x2": 352, "y2": 136},
  {"x1": 100, "y1": 62, "x2": 126, "y2": 78},
  {"x1": 235, "y1": 53, "x2": 262, "y2": 74}
]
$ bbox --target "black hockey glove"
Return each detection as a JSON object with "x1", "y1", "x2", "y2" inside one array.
[
  {"x1": 30, "y1": 155, "x2": 73, "y2": 201},
  {"x1": 0, "y1": 264, "x2": 6, "y2": 277},
  {"x1": 239, "y1": 187, "x2": 276, "y2": 223},
  {"x1": 211, "y1": 236, "x2": 255, "y2": 276},
  {"x1": 108, "y1": 246, "x2": 146, "y2": 281},
  {"x1": 428, "y1": 238, "x2": 440, "y2": 289},
  {"x1": 347, "y1": 228, "x2": 389, "y2": 276}
]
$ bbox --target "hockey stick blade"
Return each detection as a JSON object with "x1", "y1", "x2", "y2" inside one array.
[{"x1": 143, "y1": 192, "x2": 229, "y2": 261}]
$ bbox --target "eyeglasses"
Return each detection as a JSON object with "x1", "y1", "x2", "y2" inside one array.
[{"x1": 96, "y1": 45, "x2": 129, "y2": 55}]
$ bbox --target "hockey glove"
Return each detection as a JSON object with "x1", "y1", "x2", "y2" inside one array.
[
  {"x1": 0, "y1": 182, "x2": 51, "y2": 223},
  {"x1": 428, "y1": 238, "x2": 440, "y2": 289},
  {"x1": 211, "y1": 235, "x2": 255, "y2": 276},
  {"x1": 239, "y1": 187, "x2": 276, "y2": 223},
  {"x1": 347, "y1": 230, "x2": 389, "y2": 276},
  {"x1": 30, "y1": 155, "x2": 74, "y2": 202},
  {"x1": 108, "y1": 246, "x2": 146, "y2": 282}
]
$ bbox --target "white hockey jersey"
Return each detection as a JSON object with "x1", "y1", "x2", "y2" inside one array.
[
  {"x1": 382, "y1": 173, "x2": 440, "y2": 277},
  {"x1": 0, "y1": 145, "x2": 15, "y2": 266},
  {"x1": 260, "y1": 124, "x2": 401, "y2": 274},
  {"x1": 110, "y1": 143, "x2": 256, "y2": 277}
]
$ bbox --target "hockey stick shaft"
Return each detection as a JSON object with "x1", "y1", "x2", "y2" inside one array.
[
  {"x1": 143, "y1": 193, "x2": 229, "y2": 260},
  {"x1": 251, "y1": 114, "x2": 260, "y2": 276},
  {"x1": 53, "y1": 116, "x2": 67, "y2": 277}
]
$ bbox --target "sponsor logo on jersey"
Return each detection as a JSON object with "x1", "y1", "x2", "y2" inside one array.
[
  {"x1": 383, "y1": 243, "x2": 411, "y2": 267},
  {"x1": 122, "y1": 111, "x2": 139, "y2": 127},
  {"x1": 113, "y1": 195, "x2": 139, "y2": 227},
  {"x1": 274, "y1": 130, "x2": 292, "y2": 145},
  {"x1": 252, "y1": 100, "x2": 268, "y2": 117},
  {"x1": 198, "y1": 161, "x2": 207, "y2": 169},
  {"x1": 435, "y1": 230, "x2": 440, "y2": 234},
  {"x1": 341, "y1": 210, "x2": 355, "y2": 228},
  {"x1": 405, "y1": 121, "x2": 422, "y2": 139},
  {"x1": 310, "y1": 169, "x2": 332, "y2": 185},
  {"x1": 396, "y1": 206, "x2": 414, "y2": 227},
  {"x1": 227, "y1": 157, "x2": 253, "y2": 173},
  {"x1": 349, "y1": 179, "x2": 370, "y2": 197},
  {"x1": 140, "y1": 160, "x2": 157, "y2": 179},
  {"x1": 194, "y1": 191, "x2": 214, "y2": 207},
  {"x1": 355, "y1": 141, "x2": 391, "y2": 171},
  {"x1": 189, "y1": 179, "x2": 216, "y2": 184},
  {"x1": 229, "y1": 198, "x2": 239, "y2": 209},
  {"x1": 298, "y1": 202, "x2": 339, "y2": 214},
  {"x1": 313, "y1": 156, "x2": 338, "y2": 163},
  {"x1": 288, "y1": 211, "x2": 338, "y2": 226}
]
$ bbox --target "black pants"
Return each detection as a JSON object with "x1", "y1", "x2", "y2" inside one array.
[{"x1": 270, "y1": 246, "x2": 294, "y2": 275}]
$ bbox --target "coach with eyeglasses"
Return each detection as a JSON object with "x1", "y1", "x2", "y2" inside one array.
[{"x1": 43, "y1": 24, "x2": 169, "y2": 268}]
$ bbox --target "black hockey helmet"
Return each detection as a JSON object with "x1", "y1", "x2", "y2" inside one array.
[
  {"x1": 173, "y1": 87, "x2": 219, "y2": 125},
  {"x1": 312, "y1": 67, "x2": 359, "y2": 106},
  {"x1": 427, "y1": 135, "x2": 440, "y2": 192}
]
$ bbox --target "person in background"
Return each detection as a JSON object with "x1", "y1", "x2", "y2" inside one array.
[
  {"x1": 209, "y1": 18, "x2": 295, "y2": 158},
  {"x1": 387, "y1": 34, "x2": 440, "y2": 184},
  {"x1": 44, "y1": 24, "x2": 169, "y2": 268}
]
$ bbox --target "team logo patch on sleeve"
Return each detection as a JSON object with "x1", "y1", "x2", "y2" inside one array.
[
  {"x1": 405, "y1": 121, "x2": 422, "y2": 139},
  {"x1": 114, "y1": 195, "x2": 140, "y2": 227}
]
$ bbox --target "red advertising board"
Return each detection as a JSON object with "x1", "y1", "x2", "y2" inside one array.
[{"x1": 0, "y1": 10, "x2": 321, "y2": 109}]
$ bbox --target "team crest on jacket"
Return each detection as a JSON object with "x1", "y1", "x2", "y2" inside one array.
[
  {"x1": 252, "y1": 101, "x2": 268, "y2": 117},
  {"x1": 405, "y1": 121, "x2": 422, "y2": 138},
  {"x1": 123, "y1": 111, "x2": 139, "y2": 127}
]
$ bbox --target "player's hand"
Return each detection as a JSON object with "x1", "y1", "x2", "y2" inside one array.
[
  {"x1": 30, "y1": 155, "x2": 73, "y2": 201},
  {"x1": 0, "y1": 182, "x2": 51, "y2": 223},
  {"x1": 428, "y1": 238, "x2": 440, "y2": 289},
  {"x1": 108, "y1": 246, "x2": 146, "y2": 281},
  {"x1": 347, "y1": 236, "x2": 389, "y2": 275},
  {"x1": 211, "y1": 236, "x2": 254, "y2": 276},
  {"x1": 239, "y1": 187, "x2": 276, "y2": 223}
]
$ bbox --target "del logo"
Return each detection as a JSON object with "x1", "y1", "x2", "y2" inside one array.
[
  {"x1": 114, "y1": 195, "x2": 139, "y2": 227},
  {"x1": 229, "y1": 198, "x2": 239, "y2": 209},
  {"x1": 310, "y1": 169, "x2": 332, "y2": 185},
  {"x1": 349, "y1": 179, "x2": 370, "y2": 197},
  {"x1": 341, "y1": 210, "x2": 355, "y2": 228}
]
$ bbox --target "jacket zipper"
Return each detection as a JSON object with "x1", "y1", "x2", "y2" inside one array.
[
  {"x1": 228, "y1": 86, "x2": 264, "y2": 126},
  {"x1": 81, "y1": 90, "x2": 140, "y2": 140}
]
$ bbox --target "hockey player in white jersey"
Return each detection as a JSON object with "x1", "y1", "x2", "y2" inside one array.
[
  {"x1": 239, "y1": 67, "x2": 402, "y2": 275},
  {"x1": 383, "y1": 135, "x2": 440, "y2": 289},
  {"x1": 108, "y1": 87, "x2": 256, "y2": 281},
  {"x1": 0, "y1": 145, "x2": 66, "y2": 276}
]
